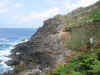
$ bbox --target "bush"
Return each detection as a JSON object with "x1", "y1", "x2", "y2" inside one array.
[
  {"x1": 45, "y1": 49, "x2": 100, "y2": 75},
  {"x1": 89, "y1": 9, "x2": 100, "y2": 21}
]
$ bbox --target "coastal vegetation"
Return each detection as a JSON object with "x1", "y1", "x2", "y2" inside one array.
[
  {"x1": 66, "y1": 8, "x2": 100, "y2": 50},
  {"x1": 44, "y1": 6, "x2": 100, "y2": 75},
  {"x1": 89, "y1": 8, "x2": 100, "y2": 21},
  {"x1": 43, "y1": 48, "x2": 100, "y2": 75}
]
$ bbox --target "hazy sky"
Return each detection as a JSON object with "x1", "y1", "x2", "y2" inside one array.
[{"x1": 0, "y1": 0, "x2": 99, "y2": 28}]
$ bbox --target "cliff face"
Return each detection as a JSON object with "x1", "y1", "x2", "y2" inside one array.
[
  {"x1": 6, "y1": 15, "x2": 72, "y2": 75},
  {"x1": 5, "y1": 0, "x2": 100, "y2": 75}
]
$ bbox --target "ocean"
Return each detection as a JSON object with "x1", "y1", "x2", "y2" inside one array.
[{"x1": 0, "y1": 28, "x2": 37, "y2": 74}]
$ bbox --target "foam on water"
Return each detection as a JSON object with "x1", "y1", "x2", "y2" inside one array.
[
  {"x1": 0, "y1": 28, "x2": 37, "y2": 74},
  {"x1": 0, "y1": 38, "x2": 30, "y2": 73},
  {"x1": 0, "y1": 41, "x2": 19, "y2": 73}
]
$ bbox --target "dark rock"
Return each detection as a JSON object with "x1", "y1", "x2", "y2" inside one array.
[
  {"x1": 5, "y1": 15, "x2": 70, "y2": 75},
  {"x1": 3, "y1": 70, "x2": 14, "y2": 75},
  {"x1": 0, "y1": 60, "x2": 2, "y2": 63},
  {"x1": 5, "y1": 60, "x2": 19, "y2": 66},
  {"x1": 9, "y1": 15, "x2": 69, "y2": 69}
]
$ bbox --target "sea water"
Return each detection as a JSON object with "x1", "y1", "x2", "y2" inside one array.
[{"x1": 0, "y1": 28, "x2": 37, "y2": 74}]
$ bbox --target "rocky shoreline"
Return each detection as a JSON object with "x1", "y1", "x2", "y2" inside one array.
[{"x1": 4, "y1": 15, "x2": 72, "y2": 75}]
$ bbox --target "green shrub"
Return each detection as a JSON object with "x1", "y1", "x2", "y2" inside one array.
[
  {"x1": 45, "y1": 49, "x2": 100, "y2": 75},
  {"x1": 89, "y1": 9, "x2": 100, "y2": 21}
]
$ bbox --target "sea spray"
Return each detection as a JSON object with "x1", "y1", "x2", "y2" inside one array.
[{"x1": 0, "y1": 28, "x2": 37, "y2": 74}]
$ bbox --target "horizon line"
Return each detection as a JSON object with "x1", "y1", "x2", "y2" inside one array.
[{"x1": 0, "y1": 27, "x2": 38, "y2": 29}]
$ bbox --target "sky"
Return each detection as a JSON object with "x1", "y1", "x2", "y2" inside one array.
[{"x1": 0, "y1": 0, "x2": 99, "y2": 28}]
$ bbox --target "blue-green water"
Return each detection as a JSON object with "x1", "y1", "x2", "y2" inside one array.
[{"x1": 0, "y1": 28, "x2": 37, "y2": 74}]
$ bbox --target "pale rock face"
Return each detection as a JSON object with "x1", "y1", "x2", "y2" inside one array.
[
  {"x1": 25, "y1": 69, "x2": 42, "y2": 75},
  {"x1": 58, "y1": 31, "x2": 71, "y2": 43},
  {"x1": 90, "y1": 37, "x2": 94, "y2": 44},
  {"x1": 16, "y1": 52, "x2": 21, "y2": 55}
]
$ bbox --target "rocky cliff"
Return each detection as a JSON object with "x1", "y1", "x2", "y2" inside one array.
[
  {"x1": 4, "y1": 0, "x2": 100, "y2": 75},
  {"x1": 5, "y1": 15, "x2": 72, "y2": 75}
]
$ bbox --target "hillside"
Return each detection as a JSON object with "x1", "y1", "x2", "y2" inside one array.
[{"x1": 4, "y1": 0, "x2": 100, "y2": 75}]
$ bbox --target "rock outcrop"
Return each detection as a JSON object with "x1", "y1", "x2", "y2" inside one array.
[{"x1": 7, "y1": 15, "x2": 72, "y2": 75}]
